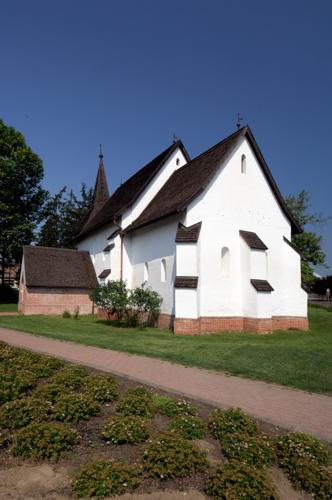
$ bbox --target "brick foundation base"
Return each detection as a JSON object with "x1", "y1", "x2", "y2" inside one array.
[{"x1": 174, "y1": 316, "x2": 309, "y2": 335}]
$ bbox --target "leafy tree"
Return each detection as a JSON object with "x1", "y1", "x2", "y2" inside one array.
[
  {"x1": 38, "y1": 184, "x2": 93, "y2": 248},
  {"x1": 0, "y1": 118, "x2": 47, "y2": 283},
  {"x1": 286, "y1": 190, "x2": 329, "y2": 286}
]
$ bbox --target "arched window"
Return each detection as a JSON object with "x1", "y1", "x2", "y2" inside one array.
[
  {"x1": 176, "y1": 158, "x2": 180, "y2": 166},
  {"x1": 221, "y1": 247, "x2": 230, "y2": 277},
  {"x1": 241, "y1": 154, "x2": 246, "y2": 174},
  {"x1": 144, "y1": 262, "x2": 149, "y2": 281},
  {"x1": 161, "y1": 259, "x2": 166, "y2": 282}
]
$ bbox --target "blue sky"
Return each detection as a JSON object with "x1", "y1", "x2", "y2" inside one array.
[{"x1": 1, "y1": 0, "x2": 331, "y2": 274}]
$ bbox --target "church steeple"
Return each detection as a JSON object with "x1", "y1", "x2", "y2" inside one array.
[{"x1": 85, "y1": 146, "x2": 110, "y2": 225}]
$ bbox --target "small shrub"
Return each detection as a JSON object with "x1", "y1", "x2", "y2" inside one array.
[
  {"x1": 0, "y1": 372, "x2": 37, "y2": 404},
  {"x1": 12, "y1": 422, "x2": 80, "y2": 460},
  {"x1": 72, "y1": 459, "x2": 141, "y2": 498},
  {"x1": 62, "y1": 310, "x2": 71, "y2": 318},
  {"x1": 205, "y1": 460, "x2": 279, "y2": 499},
  {"x1": 33, "y1": 382, "x2": 69, "y2": 403},
  {"x1": 53, "y1": 393, "x2": 101, "y2": 423},
  {"x1": 83, "y1": 373, "x2": 118, "y2": 402},
  {"x1": 52, "y1": 365, "x2": 90, "y2": 389},
  {"x1": 101, "y1": 415, "x2": 150, "y2": 444},
  {"x1": 221, "y1": 432, "x2": 276, "y2": 467},
  {"x1": 167, "y1": 415, "x2": 206, "y2": 440},
  {"x1": 0, "y1": 397, "x2": 51, "y2": 430},
  {"x1": 275, "y1": 432, "x2": 332, "y2": 471},
  {"x1": 90, "y1": 280, "x2": 130, "y2": 320},
  {"x1": 126, "y1": 386, "x2": 153, "y2": 399},
  {"x1": 117, "y1": 392, "x2": 155, "y2": 418},
  {"x1": 73, "y1": 306, "x2": 80, "y2": 320},
  {"x1": 142, "y1": 431, "x2": 208, "y2": 479},
  {"x1": 287, "y1": 457, "x2": 332, "y2": 498},
  {"x1": 153, "y1": 394, "x2": 197, "y2": 417},
  {"x1": 209, "y1": 408, "x2": 258, "y2": 439}
]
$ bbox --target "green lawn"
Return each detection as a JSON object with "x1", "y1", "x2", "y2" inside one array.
[
  {"x1": 0, "y1": 303, "x2": 17, "y2": 312},
  {"x1": 0, "y1": 307, "x2": 331, "y2": 395}
]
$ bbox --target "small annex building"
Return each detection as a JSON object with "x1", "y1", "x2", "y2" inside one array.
[{"x1": 18, "y1": 246, "x2": 97, "y2": 315}]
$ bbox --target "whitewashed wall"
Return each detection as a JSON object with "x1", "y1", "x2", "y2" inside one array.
[
  {"x1": 129, "y1": 216, "x2": 180, "y2": 315},
  {"x1": 186, "y1": 136, "x2": 307, "y2": 319},
  {"x1": 76, "y1": 222, "x2": 121, "y2": 281}
]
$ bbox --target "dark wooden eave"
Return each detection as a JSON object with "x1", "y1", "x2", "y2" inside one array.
[
  {"x1": 283, "y1": 236, "x2": 300, "y2": 255},
  {"x1": 175, "y1": 222, "x2": 202, "y2": 243},
  {"x1": 174, "y1": 276, "x2": 198, "y2": 289},
  {"x1": 98, "y1": 269, "x2": 111, "y2": 279},
  {"x1": 251, "y1": 279, "x2": 274, "y2": 292},
  {"x1": 240, "y1": 230, "x2": 268, "y2": 250}
]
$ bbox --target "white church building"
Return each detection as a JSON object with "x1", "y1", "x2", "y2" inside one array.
[{"x1": 73, "y1": 125, "x2": 308, "y2": 334}]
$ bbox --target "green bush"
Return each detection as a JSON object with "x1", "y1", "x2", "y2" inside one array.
[
  {"x1": 0, "y1": 371, "x2": 37, "y2": 404},
  {"x1": 53, "y1": 393, "x2": 101, "y2": 423},
  {"x1": 287, "y1": 457, "x2": 332, "y2": 498},
  {"x1": 117, "y1": 391, "x2": 155, "y2": 418},
  {"x1": 204, "y1": 460, "x2": 279, "y2": 499},
  {"x1": 142, "y1": 431, "x2": 208, "y2": 479},
  {"x1": 101, "y1": 415, "x2": 150, "y2": 444},
  {"x1": 221, "y1": 432, "x2": 276, "y2": 467},
  {"x1": 12, "y1": 422, "x2": 80, "y2": 460},
  {"x1": 275, "y1": 432, "x2": 332, "y2": 471},
  {"x1": 167, "y1": 415, "x2": 206, "y2": 440},
  {"x1": 0, "y1": 397, "x2": 51, "y2": 430},
  {"x1": 62, "y1": 310, "x2": 71, "y2": 318},
  {"x1": 82, "y1": 373, "x2": 118, "y2": 402},
  {"x1": 52, "y1": 364, "x2": 90, "y2": 389},
  {"x1": 72, "y1": 459, "x2": 141, "y2": 498},
  {"x1": 129, "y1": 283, "x2": 162, "y2": 326},
  {"x1": 90, "y1": 280, "x2": 130, "y2": 321},
  {"x1": 153, "y1": 394, "x2": 197, "y2": 417},
  {"x1": 126, "y1": 386, "x2": 153, "y2": 399},
  {"x1": 33, "y1": 382, "x2": 69, "y2": 403},
  {"x1": 209, "y1": 408, "x2": 258, "y2": 439}
]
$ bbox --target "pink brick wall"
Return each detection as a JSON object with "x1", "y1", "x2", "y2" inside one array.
[
  {"x1": 19, "y1": 285, "x2": 94, "y2": 315},
  {"x1": 174, "y1": 316, "x2": 309, "y2": 335}
]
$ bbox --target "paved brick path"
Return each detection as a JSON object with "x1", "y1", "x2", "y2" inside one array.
[{"x1": 0, "y1": 326, "x2": 331, "y2": 442}]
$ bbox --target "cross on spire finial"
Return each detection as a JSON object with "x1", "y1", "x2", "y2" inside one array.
[
  {"x1": 99, "y1": 144, "x2": 103, "y2": 159},
  {"x1": 236, "y1": 113, "x2": 243, "y2": 130},
  {"x1": 172, "y1": 133, "x2": 179, "y2": 144}
]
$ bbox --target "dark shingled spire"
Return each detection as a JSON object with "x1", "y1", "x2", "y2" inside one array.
[{"x1": 83, "y1": 146, "x2": 110, "y2": 228}]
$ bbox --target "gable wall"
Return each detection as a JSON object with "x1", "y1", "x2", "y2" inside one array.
[
  {"x1": 122, "y1": 147, "x2": 187, "y2": 228},
  {"x1": 186, "y1": 136, "x2": 306, "y2": 318}
]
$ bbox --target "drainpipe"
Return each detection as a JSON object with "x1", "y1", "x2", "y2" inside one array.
[{"x1": 112, "y1": 218, "x2": 124, "y2": 281}]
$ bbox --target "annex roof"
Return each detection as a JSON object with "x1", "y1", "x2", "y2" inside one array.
[
  {"x1": 124, "y1": 126, "x2": 301, "y2": 235},
  {"x1": 23, "y1": 246, "x2": 97, "y2": 289},
  {"x1": 76, "y1": 140, "x2": 190, "y2": 241}
]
